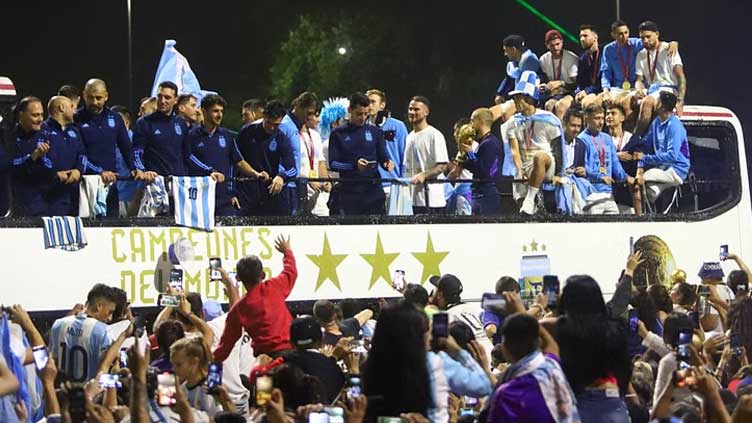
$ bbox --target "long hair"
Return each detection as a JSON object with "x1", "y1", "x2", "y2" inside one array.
[
  {"x1": 556, "y1": 275, "x2": 631, "y2": 394},
  {"x1": 362, "y1": 301, "x2": 432, "y2": 419},
  {"x1": 728, "y1": 297, "x2": 752, "y2": 364},
  {"x1": 631, "y1": 290, "x2": 659, "y2": 333}
]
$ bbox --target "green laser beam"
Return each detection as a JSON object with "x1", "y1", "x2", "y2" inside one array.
[{"x1": 515, "y1": 0, "x2": 578, "y2": 44}]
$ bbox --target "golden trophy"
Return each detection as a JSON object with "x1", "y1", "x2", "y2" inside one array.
[
  {"x1": 454, "y1": 124, "x2": 477, "y2": 164},
  {"x1": 670, "y1": 269, "x2": 687, "y2": 284}
]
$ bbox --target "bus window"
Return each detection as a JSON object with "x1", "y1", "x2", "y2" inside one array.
[{"x1": 676, "y1": 122, "x2": 741, "y2": 215}]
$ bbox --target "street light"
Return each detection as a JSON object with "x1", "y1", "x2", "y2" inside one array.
[
  {"x1": 127, "y1": 0, "x2": 133, "y2": 109},
  {"x1": 337, "y1": 47, "x2": 347, "y2": 55}
]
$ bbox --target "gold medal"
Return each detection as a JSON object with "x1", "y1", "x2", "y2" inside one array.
[
  {"x1": 309, "y1": 170, "x2": 316, "y2": 178},
  {"x1": 622, "y1": 81, "x2": 631, "y2": 90},
  {"x1": 600, "y1": 166, "x2": 607, "y2": 174}
]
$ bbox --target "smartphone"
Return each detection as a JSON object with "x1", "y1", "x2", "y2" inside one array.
[
  {"x1": 674, "y1": 363, "x2": 697, "y2": 388},
  {"x1": 119, "y1": 348, "x2": 128, "y2": 368},
  {"x1": 209, "y1": 257, "x2": 222, "y2": 280},
  {"x1": 32, "y1": 345, "x2": 48, "y2": 371},
  {"x1": 464, "y1": 396, "x2": 479, "y2": 407},
  {"x1": 628, "y1": 309, "x2": 639, "y2": 334},
  {"x1": 169, "y1": 269, "x2": 184, "y2": 291},
  {"x1": 324, "y1": 407, "x2": 345, "y2": 423},
  {"x1": 481, "y1": 293, "x2": 506, "y2": 312},
  {"x1": 157, "y1": 372, "x2": 177, "y2": 406},
  {"x1": 731, "y1": 333, "x2": 744, "y2": 357},
  {"x1": 256, "y1": 374, "x2": 273, "y2": 406},
  {"x1": 68, "y1": 383, "x2": 87, "y2": 422},
  {"x1": 350, "y1": 339, "x2": 367, "y2": 354},
  {"x1": 677, "y1": 331, "x2": 693, "y2": 362},
  {"x1": 207, "y1": 362, "x2": 222, "y2": 394},
  {"x1": 99, "y1": 373, "x2": 122, "y2": 389},
  {"x1": 543, "y1": 275, "x2": 560, "y2": 308},
  {"x1": 688, "y1": 311, "x2": 700, "y2": 330},
  {"x1": 133, "y1": 314, "x2": 145, "y2": 338},
  {"x1": 629, "y1": 236, "x2": 635, "y2": 254},
  {"x1": 432, "y1": 313, "x2": 449, "y2": 338},
  {"x1": 377, "y1": 418, "x2": 402, "y2": 423},
  {"x1": 309, "y1": 413, "x2": 330, "y2": 423},
  {"x1": 346, "y1": 377, "x2": 361, "y2": 401},
  {"x1": 720, "y1": 245, "x2": 729, "y2": 261},
  {"x1": 159, "y1": 294, "x2": 180, "y2": 307},
  {"x1": 392, "y1": 270, "x2": 406, "y2": 291}
]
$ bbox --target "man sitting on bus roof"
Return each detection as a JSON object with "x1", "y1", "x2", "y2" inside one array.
[
  {"x1": 505, "y1": 71, "x2": 562, "y2": 215},
  {"x1": 634, "y1": 91, "x2": 690, "y2": 209},
  {"x1": 578, "y1": 104, "x2": 632, "y2": 215},
  {"x1": 634, "y1": 20, "x2": 687, "y2": 135}
]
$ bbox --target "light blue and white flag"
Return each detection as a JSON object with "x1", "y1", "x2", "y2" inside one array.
[
  {"x1": 151, "y1": 40, "x2": 216, "y2": 104},
  {"x1": 172, "y1": 176, "x2": 216, "y2": 232},
  {"x1": 41, "y1": 216, "x2": 87, "y2": 251}
]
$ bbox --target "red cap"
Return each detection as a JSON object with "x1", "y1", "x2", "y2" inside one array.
[
  {"x1": 148, "y1": 334, "x2": 160, "y2": 351},
  {"x1": 545, "y1": 29, "x2": 563, "y2": 43}
]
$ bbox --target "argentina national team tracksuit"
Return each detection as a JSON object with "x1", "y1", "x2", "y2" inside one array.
[
  {"x1": 235, "y1": 122, "x2": 297, "y2": 216},
  {"x1": 328, "y1": 123, "x2": 389, "y2": 215},
  {"x1": 75, "y1": 107, "x2": 135, "y2": 216},
  {"x1": 578, "y1": 129, "x2": 628, "y2": 214},
  {"x1": 132, "y1": 111, "x2": 191, "y2": 177},
  {"x1": 186, "y1": 125, "x2": 245, "y2": 216}
]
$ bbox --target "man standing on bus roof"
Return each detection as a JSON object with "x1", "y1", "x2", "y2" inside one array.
[
  {"x1": 278, "y1": 92, "x2": 320, "y2": 215},
  {"x1": 634, "y1": 91, "x2": 690, "y2": 207},
  {"x1": 367, "y1": 89, "x2": 408, "y2": 184},
  {"x1": 328, "y1": 92, "x2": 394, "y2": 215},
  {"x1": 404, "y1": 95, "x2": 449, "y2": 214},
  {"x1": 49, "y1": 284, "x2": 118, "y2": 382},
  {"x1": 176, "y1": 94, "x2": 199, "y2": 130},
  {"x1": 634, "y1": 20, "x2": 687, "y2": 134},
  {"x1": 460, "y1": 108, "x2": 503, "y2": 215},
  {"x1": 75, "y1": 78, "x2": 139, "y2": 217},
  {"x1": 132, "y1": 81, "x2": 192, "y2": 181},
  {"x1": 505, "y1": 71, "x2": 562, "y2": 215},
  {"x1": 578, "y1": 104, "x2": 632, "y2": 214},
  {"x1": 185, "y1": 94, "x2": 258, "y2": 216}
]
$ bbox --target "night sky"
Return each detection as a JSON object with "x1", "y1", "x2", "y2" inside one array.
[{"x1": 2, "y1": 1, "x2": 749, "y2": 140}]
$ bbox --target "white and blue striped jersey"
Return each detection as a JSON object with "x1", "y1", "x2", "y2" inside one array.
[
  {"x1": 172, "y1": 176, "x2": 216, "y2": 232},
  {"x1": 184, "y1": 382, "x2": 223, "y2": 418},
  {"x1": 49, "y1": 314, "x2": 111, "y2": 382}
]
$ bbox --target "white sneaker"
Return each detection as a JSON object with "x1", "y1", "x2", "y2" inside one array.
[{"x1": 520, "y1": 198, "x2": 536, "y2": 215}]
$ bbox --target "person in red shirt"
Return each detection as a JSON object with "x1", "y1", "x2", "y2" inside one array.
[{"x1": 213, "y1": 235, "x2": 297, "y2": 360}]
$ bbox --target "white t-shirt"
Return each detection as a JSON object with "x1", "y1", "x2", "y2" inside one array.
[
  {"x1": 300, "y1": 127, "x2": 325, "y2": 177},
  {"x1": 446, "y1": 302, "x2": 494, "y2": 359},
  {"x1": 404, "y1": 125, "x2": 450, "y2": 207},
  {"x1": 505, "y1": 111, "x2": 561, "y2": 163},
  {"x1": 539, "y1": 50, "x2": 579, "y2": 84},
  {"x1": 564, "y1": 138, "x2": 576, "y2": 169},
  {"x1": 610, "y1": 130, "x2": 633, "y2": 152},
  {"x1": 636, "y1": 42, "x2": 683, "y2": 87},
  {"x1": 208, "y1": 313, "x2": 254, "y2": 413}
]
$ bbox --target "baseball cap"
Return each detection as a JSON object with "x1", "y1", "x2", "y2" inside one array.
[
  {"x1": 544, "y1": 29, "x2": 563, "y2": 43},
  {"x1": 202, "y1": 300, "x2": 223, "y2": 322},
  {"x1": 290, "y1": 315, "x2": 322, "y2": 348},
  {"x1": 698, "y1": 262, "x2": 724, "y2": 280},
  {"x1": 430, "y1": 274, "x2": 464, "y2": 298}
]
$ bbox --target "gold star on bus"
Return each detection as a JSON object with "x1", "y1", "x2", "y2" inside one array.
[
  {"x1": 360, "y1": 233, "x2": 399, "y2": 289},
  {"x1": 412, "y1": 232, "x2": 449, "y2": 284},
  {"x1": 307, "y1": 234, "x2": 347, "y2": 291}
]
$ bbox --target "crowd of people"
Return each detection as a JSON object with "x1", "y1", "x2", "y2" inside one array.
[
  {"x1": 2, "y1": 236, "x2": 752, "y2": 422},
  {"x1": 0, "y1": 19, "x2": 692, "y2": 219}
]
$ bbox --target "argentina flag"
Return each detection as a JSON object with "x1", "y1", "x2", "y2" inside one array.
[
  {"x1": 42, "y1": 216, "x2": 87, "y2": 251},
  {"x1": 172, "y1": 176, "x2": 216, "y2": 232},
  {"x1": 151, "y1": 40, "x2": 216, "y2": 103}
]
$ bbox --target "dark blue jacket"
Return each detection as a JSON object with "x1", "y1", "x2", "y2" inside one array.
[
  {"x1": 9, "y1": 125, "x2": 53, "y2": 216},
  {"x1": 186, "y1": 125, "x2": 244, "y2": 197},
  {"x1": 236, "y1": 122, "x2": 296, "y2": 181},
  {"x1": 75, "y1": 107, "x2": 135, "y2": 173},
  {"x1": 464, "y1": 133, "x2": 503, "y2": 184},
  {"x1": 41, "y1": 118, "x2": 86, "y2": 215},
  {"x1": 132, "y1": 111, "x2": 190, "y2": 176},
  {"x1": 328, "y1": 123, "x2": 388, "y2": 192}
]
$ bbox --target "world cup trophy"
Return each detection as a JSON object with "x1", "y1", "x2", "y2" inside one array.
[{"x1": 454, "y1": 123, "x2": 477, "y2": 164}]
